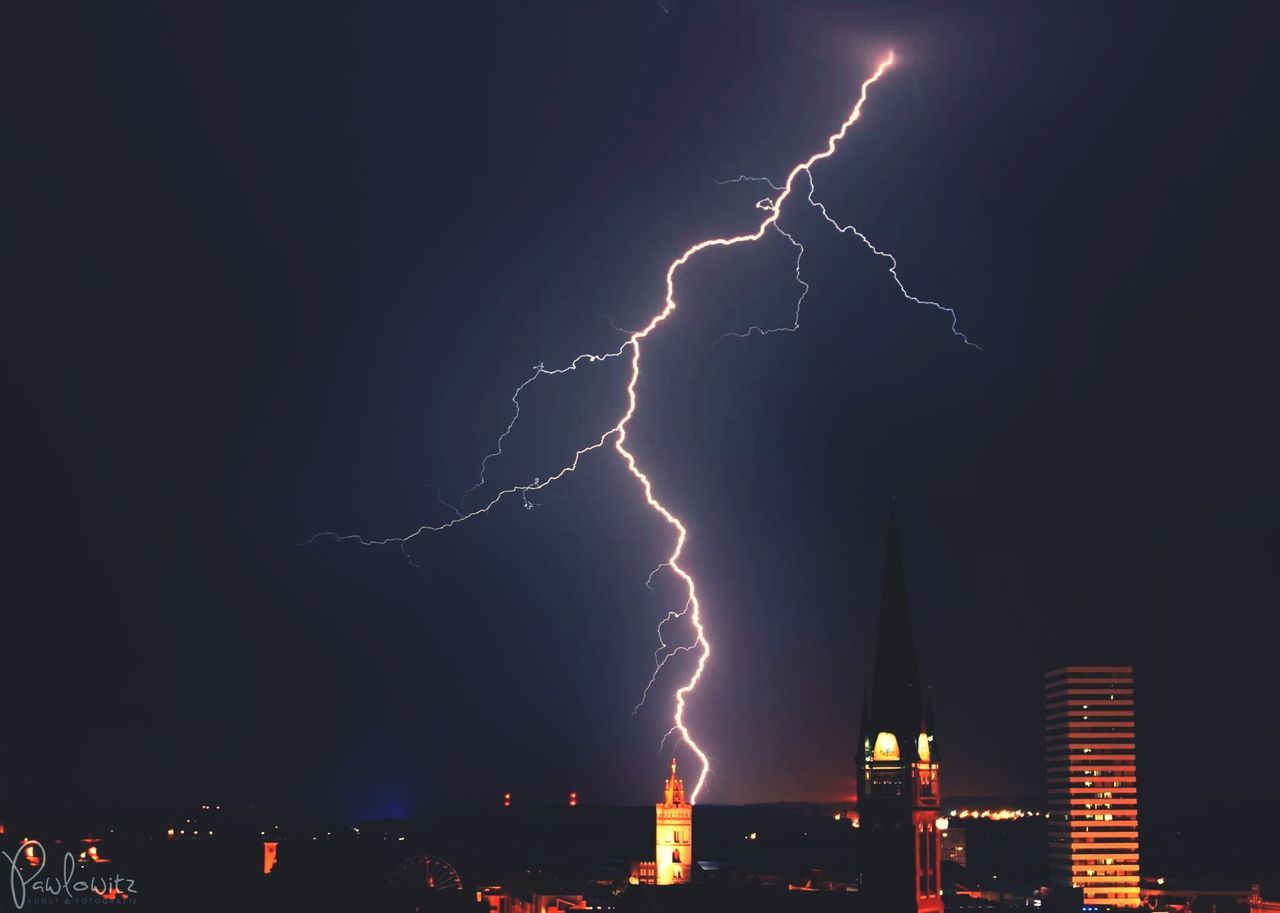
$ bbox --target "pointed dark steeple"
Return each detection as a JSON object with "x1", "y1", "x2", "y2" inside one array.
[
  {"x1": 856, "y1": 505, "x2": 944, "y2": 913},
  {"x1": 868, "y1": 506, "x2": 925, "y2": 747}
]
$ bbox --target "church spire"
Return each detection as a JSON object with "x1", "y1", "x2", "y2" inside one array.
[
  {"x1": 856, "y1": 505, "x2": 944, "y2": 913},
  {"x1": 868, "y1": 504, "x2": 925, "y2": 744}
]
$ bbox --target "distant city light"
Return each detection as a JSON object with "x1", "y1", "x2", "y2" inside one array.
[{"x1": 950, "y1": 808, "x2": 1039, "y2": 820}]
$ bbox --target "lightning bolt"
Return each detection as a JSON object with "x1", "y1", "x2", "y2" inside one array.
[
  {"x1": 802, "y1": 172, "x2": 980, "y2": 349},
  {"x1": 308, "y1": 51, "x2": 976, "y2": 804},
  {"x1": 712, "y1": 173, "x2": 978, "y2": 347},
  {"x1": 457, "y1": 349, "x2": 627, "y2": 511},
  {"x1": 716, "y1": 223, "x2": 810, "y2": 341},
  {"x1": 714, "y1": 174, "x2": 785, "y2": 192}
]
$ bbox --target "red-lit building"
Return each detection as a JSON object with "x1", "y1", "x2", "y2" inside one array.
[{"x1": 856, "y1": 510, "x2": 944, "y2": 913}]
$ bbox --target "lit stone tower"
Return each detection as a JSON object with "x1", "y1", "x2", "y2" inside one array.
[
  {"x1": 655, "y1": 758, "x2": 692, "y2": 885},
  {"x1": 857, "y1": 509, "x2": 944, "y2": 913}
]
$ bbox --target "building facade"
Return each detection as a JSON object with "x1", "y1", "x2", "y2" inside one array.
[
  {"x1": 655, "y1": 758, "x2": 692, "y2": 885},
  {"x1": 857, "y1": 510, "x2": 944, "y2": 913},
  {"x1": 1045, "y1": 665, "x2": 1141, "y2": 908}
]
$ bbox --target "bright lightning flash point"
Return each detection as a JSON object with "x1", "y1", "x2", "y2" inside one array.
[{"x1": 308, "y1": 51, "x2": 976, "y2": 805}]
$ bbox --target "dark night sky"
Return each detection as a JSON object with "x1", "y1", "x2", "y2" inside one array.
[{"x1": 5, "y1": 2, "x2": 1278, "y2": 818}]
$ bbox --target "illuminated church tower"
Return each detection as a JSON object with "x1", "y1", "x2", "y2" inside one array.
[
  {"x1": 655, "y1": 758, "x2": 692, "y2": 885},
  {"x1": 857, "y1": 510, "x2": 944, "y2": 913}
]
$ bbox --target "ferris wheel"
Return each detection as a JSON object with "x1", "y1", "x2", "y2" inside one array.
[{"x1": 388, "y1": 853, "x2": 464, "y2": 893}]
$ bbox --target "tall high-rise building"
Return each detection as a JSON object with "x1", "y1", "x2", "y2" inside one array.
[
  {"x1": 655, "y1": 758, "x2": 692, "y2": 885},
  {"x1": 1045, "y1": 666, "x2": 1141, "y2": 909},
  {"x1": 857, "y1": 510, "x2": 944, "y2": 913}
]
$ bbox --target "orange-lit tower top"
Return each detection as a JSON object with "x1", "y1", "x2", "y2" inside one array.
[{"x1": 663, "y1": 757, "x2": 686, "y2": 807}]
